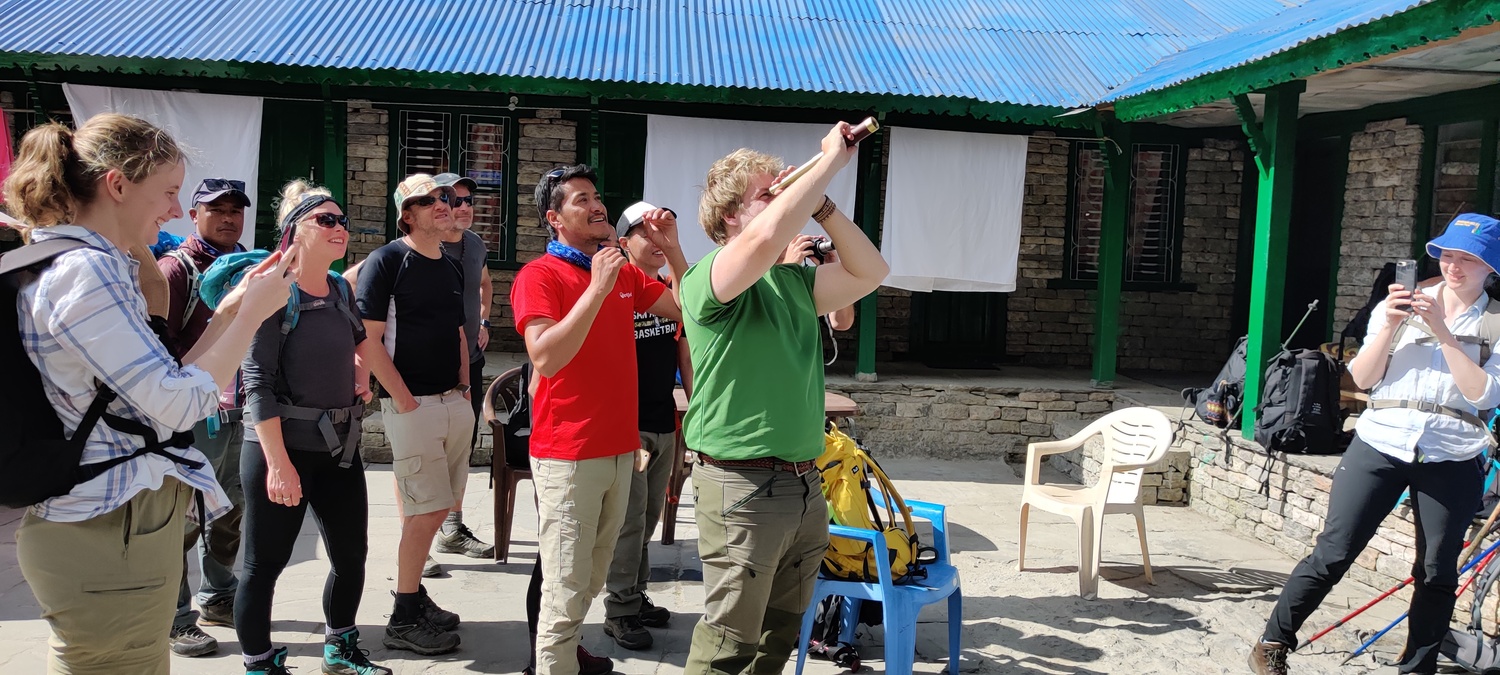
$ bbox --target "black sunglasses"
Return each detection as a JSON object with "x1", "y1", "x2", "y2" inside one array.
[
  {"x1": 409, "y1": 192, "x2": 452, "y2": 208},
  {"x1": 452, "y1": 195, "x2": 475, "y2": 207},
  {"x1": 306, "y1": 212, "x2": 349, "y2": 229},
  {"x1": 201, "y1": 178, "x2": 246, "y2": 192}
]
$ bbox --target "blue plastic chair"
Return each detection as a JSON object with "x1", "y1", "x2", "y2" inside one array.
[{"x1": 795, "y1": 498, "x2": 962, "y2": 675}]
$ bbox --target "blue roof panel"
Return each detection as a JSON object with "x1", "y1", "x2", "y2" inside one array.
[{"x1": 0, "y1": 0, "x2": 1450, "y2": 110}]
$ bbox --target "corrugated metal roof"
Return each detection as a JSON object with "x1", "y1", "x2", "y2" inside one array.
[
  {"x1": 1102, "y1": 0, "x2": 1432, "y2": 101},
  {"x1": 0, "y1": 0, "x2": 1308, "y2": 108}
]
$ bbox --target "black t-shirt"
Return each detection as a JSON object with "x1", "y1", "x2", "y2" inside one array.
[
  {"x1": 634, "y1": 285, "x2": 680, "y2": 434},
  {"x1": 356, "y1": 239, "x2": 465, "y2": 397}
]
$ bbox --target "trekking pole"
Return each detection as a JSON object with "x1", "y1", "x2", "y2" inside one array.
[
  {"x1": 1341, "y1": 537, "x2": 1500, "y2": 664},
  {"x1": 1280, "y1": 300, "x2": 1320, "y2": 354},
  {"x1": 1307, "y1": 479, "x2": 1500, "y2": 646}
]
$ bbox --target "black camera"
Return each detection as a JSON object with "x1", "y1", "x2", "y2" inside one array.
[{"x1": 811, "y1": 237, "x2": 835, "y2": 263}]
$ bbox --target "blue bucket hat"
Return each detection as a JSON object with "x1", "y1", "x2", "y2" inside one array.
[{"x1": 1427, "y1": 213, "x2": 1500, "y2": 276}]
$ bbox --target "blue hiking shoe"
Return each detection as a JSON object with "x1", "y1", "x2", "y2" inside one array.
[{"x1": 323, "y1": 628, "x2": 392, "y2": 675}]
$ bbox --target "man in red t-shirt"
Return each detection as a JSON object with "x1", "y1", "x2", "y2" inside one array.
[{"x1": 511, "y1": 165, "x2": 687, "y2": 675}]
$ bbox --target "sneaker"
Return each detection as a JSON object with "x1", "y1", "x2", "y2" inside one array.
[
  {"x1": 324, "y1": 628, "x2": 393, "y2": 675},
  {"x1": 417, "y1": 585, "x2": 461, "y2": 631},
  {"x1": 523, "y1": 646, "x2": 613, "y2": 675},
  {"x1": 246, "y1": 646, "x2": 292, "y2": 674},
  {"x1": 200, "y1": 595, "x2": 236, "y2": 627},
  {"x1": 1247, "y1": 640, "x2": 1289, "y2": 675},
  {"x1": 383, "y1": 616, "x2": 460, "y2": 656},
  {"x1": 423, "y1": 555, "x2": 443, "y2": 578},
  {"x1": 577, "y1": 645, "x2": 614, "y2": 675},
  {"x1": 604, "y1": 615, "x2": 653, "y2": 650},
  {"x1": 169, "y1": 622, "x2": 218, "y2": 657},
  {"x1": 639, "y1": 593, "x2": 670, "y2": 628},
  {"x1": 436, "y1": 524, "x2": 496, "y2": 558}
]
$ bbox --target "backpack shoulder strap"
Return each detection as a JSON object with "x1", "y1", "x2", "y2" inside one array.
[
  {"x1": 164, "y1": 249, "x2": 201, "y2": 330},
  {"x1": 1478, "y1": 298, "x2": 1500, "y2": 365},
  {"x1": 0, "y1": 238, "x2": 91, "y2": 276}
]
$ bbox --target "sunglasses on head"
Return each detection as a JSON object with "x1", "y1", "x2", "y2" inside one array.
[
  {"x1": 306, "y1": 212, "x2": 349, "y2": 229},
  {"x1": 408, "y1": 192, "x2": 452, "y2": 208},
  {"x1": 452, "y1": 195, "x2": 475, "y2": 207},
  {"x1": 202, "y1": 178, "x2": 246, "y2": 192}
]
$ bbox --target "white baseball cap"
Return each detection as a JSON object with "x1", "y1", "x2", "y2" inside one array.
[{"x1": 615, "y1": 201, "x2": 675, "y2": 239}]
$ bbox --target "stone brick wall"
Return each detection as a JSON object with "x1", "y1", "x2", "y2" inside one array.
[
  {"x1": 999, "y1": 135, "x2": 1243, "y2": 373},
  {"x1": 1333, "y1": 118, "x2": 1424, "y2": 328},
  {"x1": 344, "y1": 100, "x2": 390, "y2": 263},
  {"x1": 829, "y1": 382, "x2": 1115, "y2": 461}
]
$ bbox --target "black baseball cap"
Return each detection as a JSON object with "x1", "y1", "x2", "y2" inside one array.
[{"x1": 192, "y1": 178, "x2": 251, "y2": 208}]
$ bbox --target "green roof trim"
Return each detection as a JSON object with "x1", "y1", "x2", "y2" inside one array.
[
  {"x1": 1112, "y1": 0, "x2": 1500, "y2": 122},
  {"x1": 0, "y1": 53, "x2": 1089, "y2": 129}
]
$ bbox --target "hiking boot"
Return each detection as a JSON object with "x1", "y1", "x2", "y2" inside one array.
[
  {"x1": 436, "y1": 524, "x2": 495, "y2": 558},
  {"x1": 324, "y1": 627, "x2": 393, "y2": 675},
  {"x1": 418, "y1": 585, "x2": 461, "y2": 631},
  {"x1": 1248, "y1": 640, "x2": 1289, "y2": 675},
  {"x1": 199, "y1": 595, "x2": 236, "y2": 627},
  {"x1": 383, "y1": 616, "x2": 460, "y2": 656},
  {"x1": 639, "y1": 593, "x2": 670, "y2": 628},
  {"x1": 577, "y1": 645, "x2": 614, "y2": 675},
  {"x1": 246, "y1": 646, "x2": 292, "y2": 674},
  {"x1": 169, "y1": 622, "x2": 218, "y2": 657},
  {"x1": 604, "y1": 615, "x2": 653, "y2": 650},
  {"x1": 423, "y1": 555, "x2": 443, "y2": 578},
  {"x1": 525, "y1": 646, "x2": 613, "y2": 675}
]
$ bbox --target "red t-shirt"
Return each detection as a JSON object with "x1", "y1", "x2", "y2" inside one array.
[{"x1": 511, "y1": 254, "x2": 667, "y2": 460}]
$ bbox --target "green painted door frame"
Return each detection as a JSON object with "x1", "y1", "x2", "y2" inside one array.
[
  {"x1": 1091, "y1": 119, "x2": 1132, "y2": 387},
  {"x1": 1237, "y1": 81, "x2": 1305, "y2": 437},
  {"x1": 853, "y1": 113, "x2": 887, "y2": 381}
]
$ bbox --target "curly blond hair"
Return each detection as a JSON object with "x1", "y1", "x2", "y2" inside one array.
[{"x1": 698, "y1": 149, "x2": 784, "y2": 245}]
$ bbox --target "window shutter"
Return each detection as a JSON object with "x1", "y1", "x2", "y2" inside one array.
[
  {"x1": 399, "y1": 110, "x2": 450, "y2": 177},
  {"x1": 460, "y1": 115, "x2": 511, "y2": 262}
]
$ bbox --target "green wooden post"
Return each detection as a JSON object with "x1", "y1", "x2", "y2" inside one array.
[
  {"x1": 1238, "y1": 81, "x2": 1304, "y2": 437},
  {"x1": 1091, "y1": 120, "x2": 1132, "y2": 387},
  {"x1": 322, "y1": 84, "x2": 347, "y2": 272},
  {"x1": 854, "y1": 115, "x2": 886, "y2": 382}
]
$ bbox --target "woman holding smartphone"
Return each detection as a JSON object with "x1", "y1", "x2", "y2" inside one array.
[
  {"x1": 1250, "y1": 212, "x2": 1500, "y2": 675},
  {"x1": 234, "y1": 179, "x2": 396, "y2": 675}
]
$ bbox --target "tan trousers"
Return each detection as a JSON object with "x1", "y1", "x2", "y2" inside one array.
[
  {"x1": 17, "y1": 478, "x2": 194, "y2": 675},
  {"x1": 532, "y1": 453, "x2": 633, "y2": 675}
]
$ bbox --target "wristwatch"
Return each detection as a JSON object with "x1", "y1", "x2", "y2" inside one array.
[{"x1": 480, "y1": 319, "x2": 492, "y2": 329}]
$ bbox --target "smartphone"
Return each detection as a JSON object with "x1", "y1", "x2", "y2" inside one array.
[{"x1": 1395, "y1": 259, "x2": 1417, "y2": 312}]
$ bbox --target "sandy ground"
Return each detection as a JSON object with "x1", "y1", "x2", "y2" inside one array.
[{"x1": 0, "y1": 458, "x2": 1424, "y2": 674}]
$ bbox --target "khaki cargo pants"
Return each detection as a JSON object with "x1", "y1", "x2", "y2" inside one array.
[
  {"x1": 17, "y1": 478, "x2": 194, "y2": 674},
  {"x1": 685, "y1": 463, "x2": 828, "y2": 675}
]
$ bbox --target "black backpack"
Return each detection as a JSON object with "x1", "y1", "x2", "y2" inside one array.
[
  {"x1": 1182, "y1": 336, "x2": 1248, "y2": 428},
  {"x1": 1441, "y1": 545, "x2": 1500, "y2": 674},
  {"x1": 497, "y1": 363, "x2": 533, "y2": 470},
  {"x1": 1253, "y1": 349, "x2": 1351, "y2": 456},
  {"x1": 807, "y1": 595, "x2": 883, "y2": 671},
  {"x1": 0, "y1": 238, "x2": 200, "y2": 508}
]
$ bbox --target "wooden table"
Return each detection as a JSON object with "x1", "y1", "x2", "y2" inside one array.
[{"x1": 660, "y1": 389, "x2": 858, "y2": 544}]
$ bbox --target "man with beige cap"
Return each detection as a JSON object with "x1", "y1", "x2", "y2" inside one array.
[{"x1": 354, "y1": 173, "x2": 471, "y2": 656}]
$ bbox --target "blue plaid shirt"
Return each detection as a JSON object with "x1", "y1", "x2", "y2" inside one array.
[{"x1": 18, "y1": 226, "x2": 230, "y2": 522}]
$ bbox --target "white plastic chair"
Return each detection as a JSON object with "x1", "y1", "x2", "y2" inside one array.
[{"x1": 1017, "y1": 407, "x2": 1174, "y2": 598}]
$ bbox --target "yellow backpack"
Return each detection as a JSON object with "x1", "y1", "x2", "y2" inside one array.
[{"x1": 816, "y1": 423, "x2": 929, "y2": 582}]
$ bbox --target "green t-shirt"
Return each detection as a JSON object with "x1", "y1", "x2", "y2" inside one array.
[{"x1": 680, "y1": 248, "x2": 825, "y2": 461}]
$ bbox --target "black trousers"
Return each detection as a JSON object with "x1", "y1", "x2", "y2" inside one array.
[
  {"x1": 469, "y1": 357, "x2": 485, "y2": 449},
  {"x1": 1263, "y1": 435, "x2": 1485, "y2": 673},
  {"x1": 235, "y1": 439, "x2": 370, "y2": 656},
  {"x1": 527, "y1": 556, "x2": 543, "y2": 669}
]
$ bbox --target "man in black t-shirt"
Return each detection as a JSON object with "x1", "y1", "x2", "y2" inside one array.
[
  {"x1": 355, "y1": 173, "x2": 472, "y2": 656},
  {"x1": 601, "y1": 202, "x2": 695, "y2": 650}
]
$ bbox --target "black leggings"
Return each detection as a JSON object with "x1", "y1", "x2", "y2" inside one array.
[
  {"x1": 1264, "y1": 436, "x2": 1485, "y2": 672},
  {"x1": 235, "y1": 439, "x2": 370, "y2": 655}
]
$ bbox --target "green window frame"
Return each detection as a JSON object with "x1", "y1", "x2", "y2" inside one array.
[
  {"x1": 383, "y1": 105, "x2": 521, "y2": 268},
  {"x1": 1416, "y1": 116, "x2": 1499, "y2": 250}
]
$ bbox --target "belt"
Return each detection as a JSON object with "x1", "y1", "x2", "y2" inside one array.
[
  {"x1": 216, "y1": 408, "x2": 243, "y2": 424},
  {"x1": 697, "y1": 454, "x2": 816, "y2": 476}
]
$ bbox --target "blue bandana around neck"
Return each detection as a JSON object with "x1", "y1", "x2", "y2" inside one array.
[{"x1": 547, "y1": 240, "x2": 595, "y2": 270}]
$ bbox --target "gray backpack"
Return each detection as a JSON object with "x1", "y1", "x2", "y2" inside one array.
[{"x1": 1440, "y1": 554, "x2": 1500, "y2": 674}]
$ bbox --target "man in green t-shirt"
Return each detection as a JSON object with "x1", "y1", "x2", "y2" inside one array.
[{"x1": 679, "y1": 123, "x2": 890, "y2": 675}]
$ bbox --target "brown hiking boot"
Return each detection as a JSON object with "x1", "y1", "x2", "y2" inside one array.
[{"x1": 1248, "y1": 640, "x2": 1289, "y2": 675}]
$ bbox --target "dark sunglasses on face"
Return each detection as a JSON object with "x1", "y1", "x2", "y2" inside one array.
[
  {"x1": 452, "y1": 195, "x2": 475, "y2": 207},
  {"x1": 409, "y1": 192, "x2": 452, "y2": 208},
  {"x1": 307, "y1": 213, "x2": 349, "y2": 229}
]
